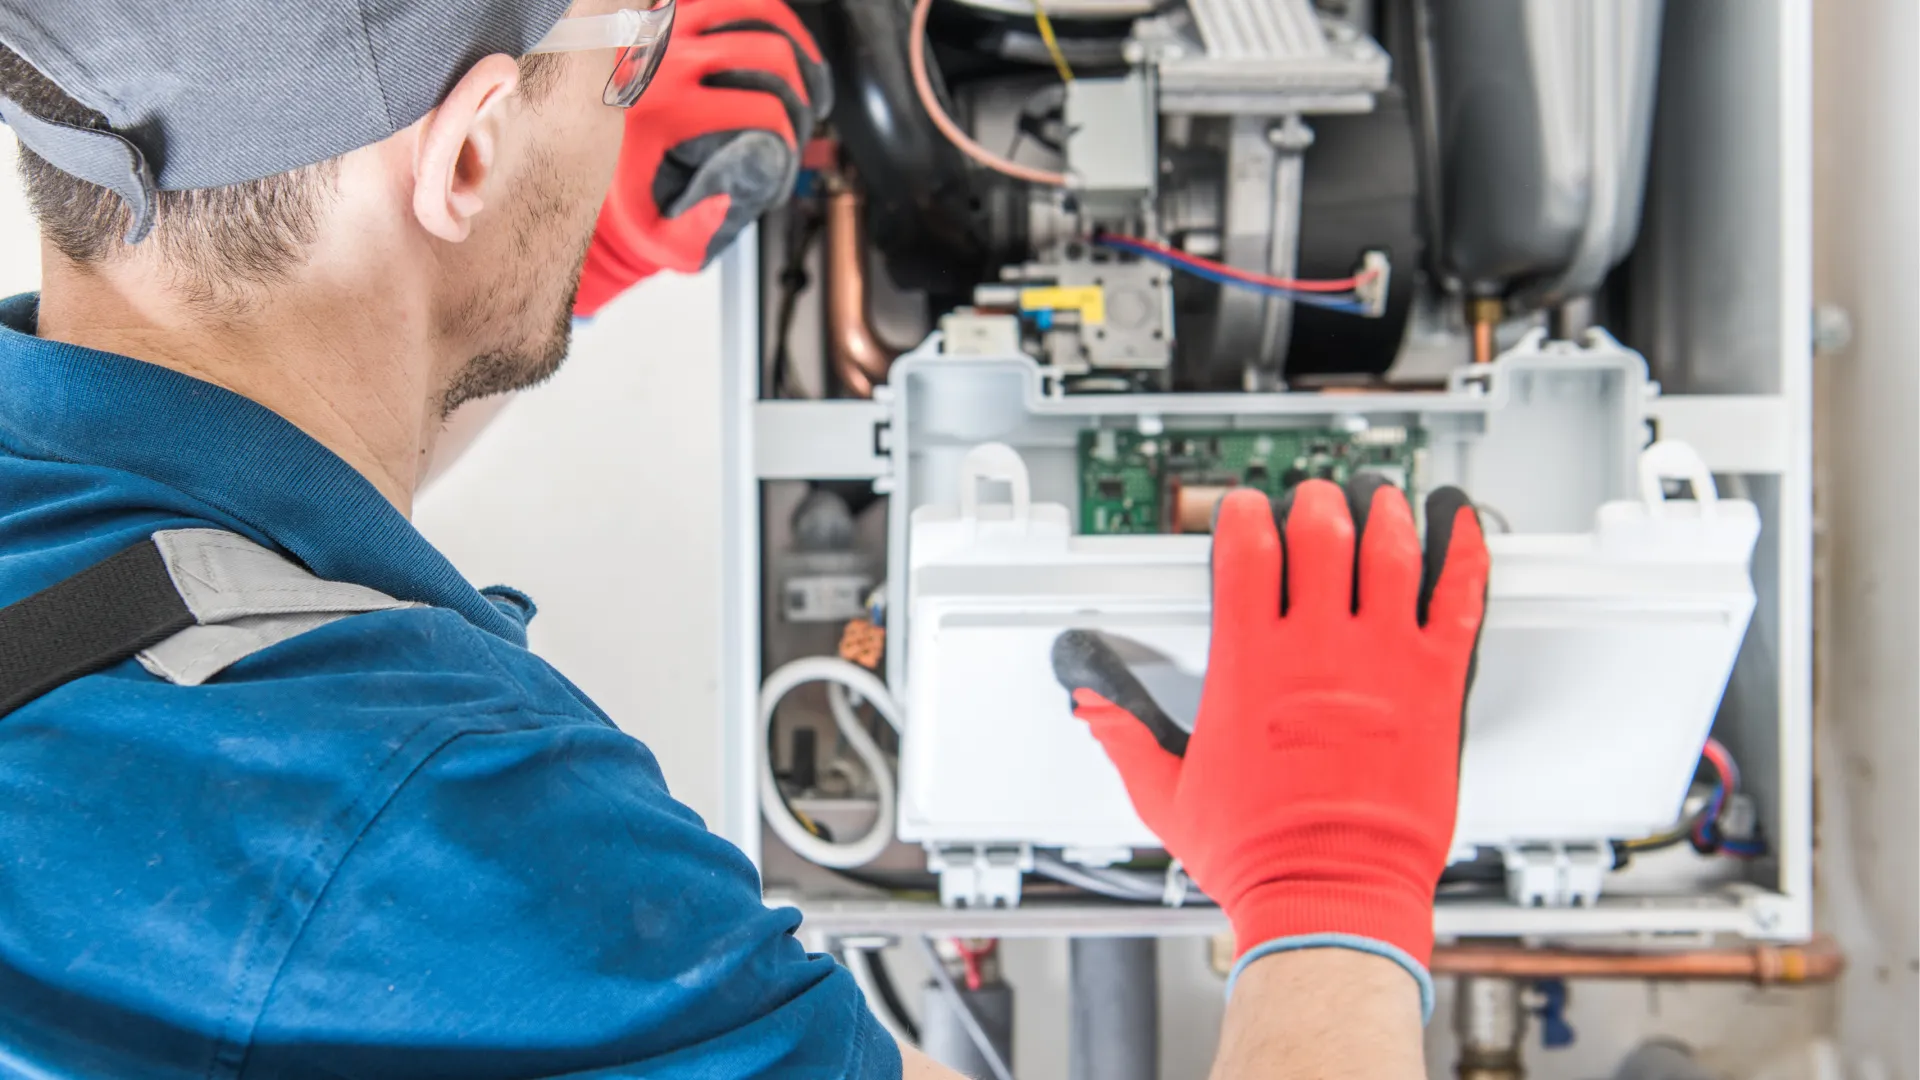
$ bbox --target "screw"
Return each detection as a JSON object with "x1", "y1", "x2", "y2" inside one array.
[
  {"x1": 1813, "y1": 303, "x2": 1853, "y2": 355},
  {"x1": 1267, "y1": 116, "x2": 1315, "y2": 153}
]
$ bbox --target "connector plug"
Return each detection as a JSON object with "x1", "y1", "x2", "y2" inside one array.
[{"x1": 1357, "y1": 250, "x2": 1392, "y2": 318}]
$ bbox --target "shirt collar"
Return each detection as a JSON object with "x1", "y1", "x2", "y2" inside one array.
[{"x1": 0, "y1": 293, "x2": 527, "y2": 647}]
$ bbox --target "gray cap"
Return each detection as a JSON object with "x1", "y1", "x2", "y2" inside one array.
[{"x1": 0, "y1": 0, "x2": 572, "y2": 243}]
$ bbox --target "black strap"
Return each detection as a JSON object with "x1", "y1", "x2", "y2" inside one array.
[{"x1": 0, "y1": 539, "x2": 194, "y2": 720}]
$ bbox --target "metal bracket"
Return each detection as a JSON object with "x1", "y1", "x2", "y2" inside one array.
[
  {"x1": 1644, "y1": 394, "x2": 1790, "y2": 474},
  {"x1": 754, "y1": 398, "x2": 892, "y2": 480},
  {"x1": 1500, "y1": 842, "x2": 1609, "y2": 908},
  {"x1": 1212, "y1": 114, "x2": 1314, "y2": 389},
  {"x1": 927, "y1": 843, "x2": 1034, "y2": 909},
  {"x1": 1136, "y1": 0, "x2": 1390, "y2": 117}
]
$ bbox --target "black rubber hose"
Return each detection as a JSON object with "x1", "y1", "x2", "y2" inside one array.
[
  {"x1": 863, "y1": 948, "x2": 921, "y2": 1045},
  {"x1": 802, "y1": 0, "x2": 988, "y2": 292}
]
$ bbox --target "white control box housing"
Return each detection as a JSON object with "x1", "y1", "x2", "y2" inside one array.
[{"x1": 901, "y1": 431, "x2": 1760, "y2": 856}]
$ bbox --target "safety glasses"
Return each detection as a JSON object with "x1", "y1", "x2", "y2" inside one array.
[{"x1": 527, "y1": 0, "x2": 677, "y2": 108}]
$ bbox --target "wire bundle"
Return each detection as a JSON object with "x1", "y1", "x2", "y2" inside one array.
[
  {"x1": 1693, "y1": 737, "x2": 1766, "y2": 858},
  {"x1": 1091, "y1": 233, "x2": 1379, "y2": 313},
  {"x1": 1619, "y1": 737, "x2": 1767, "y2": 859}
]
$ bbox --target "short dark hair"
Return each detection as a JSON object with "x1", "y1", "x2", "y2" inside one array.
[
  {"x1": 0, "y1": 42, "x2": 340, "y2": 291},
  {"x1": 1, "y1": 44, "x2": 566, "y2": 292}
]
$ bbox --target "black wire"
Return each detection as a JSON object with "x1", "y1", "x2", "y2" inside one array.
[
  {"x1": 1016, "y1": 108, "x2": 1065, "y2": 156},
  {"x1": 1438, "y1": 850, "x2": 1510, "y2": 885},
  {"x1": 1003, "y1": 99, "x2": 1065, "y2": 161},
  {"x1": 1012, "y1": 849, "x2": 1509, "y2": 905},
  {"x1": 828, "y1": 864, "x2": 942, "y2": 893},
  {"x1": 861, "y1": 948, "x2": 921, "y2": 1044},
  {"x1": 769, "y1": 206, "x2": 824, "y2": 399}
]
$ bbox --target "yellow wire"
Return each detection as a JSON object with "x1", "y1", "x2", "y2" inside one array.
[
  {"x1": 1029, "y1": 0, "x2": 1074, "y2": 82},
  {"x1": 1618, "y1": 823, "x2": 1690, "y2": 852}
]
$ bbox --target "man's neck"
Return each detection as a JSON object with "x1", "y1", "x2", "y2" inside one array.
[{"x1": 35, "y1": 252, "x2": 449, "y2": 517}]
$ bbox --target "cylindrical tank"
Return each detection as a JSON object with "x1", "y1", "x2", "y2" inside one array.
[
  {"x1": 1419, "y1": 0, "x2": 1665, "y2": 305},
  {"x1": 1069, "y1": 936, "x2": 1159, "y2": 1080}
]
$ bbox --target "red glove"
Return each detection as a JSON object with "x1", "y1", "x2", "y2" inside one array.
[
  {"x1": 1051, "y1": 477, "x2": 1488, "y2": 1013},
  {"x1": 575, "y1": 0, "x2": 829, "y2": 317}
]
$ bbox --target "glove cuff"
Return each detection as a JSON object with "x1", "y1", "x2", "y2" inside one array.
[
  {"x1": 1226, "y1": 933, "x2": 1436, "y2": 1025},
  {"x1": 1227, "y1": 877, "x2": 1436, "y2": 969}
]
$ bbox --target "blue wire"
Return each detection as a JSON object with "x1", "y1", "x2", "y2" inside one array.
[
  {"x1": 1696, "y1": 782, "x2": 1769, "y2": 858},
  {"x1": 1689, "y1": 744, "x2": 1764, "y2": 858},
  {"x1": 1093, "y1": 237, "x2": 1372, "y2": 314},
  {"x1": 1693, "y1": 783, "x2": 1727, "y2": 847}
]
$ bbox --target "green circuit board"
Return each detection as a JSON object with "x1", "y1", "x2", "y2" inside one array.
[{"x1": 1078, "y1": 426, "x2": 1425, "y2": 535}]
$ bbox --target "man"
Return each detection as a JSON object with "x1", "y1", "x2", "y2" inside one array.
[{"x1": 0, "y1": 2, "x2": 1487, "y2": 1078}]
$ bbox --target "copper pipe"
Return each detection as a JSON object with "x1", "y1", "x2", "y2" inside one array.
[
  {"x1": 826, "y1": 185, "x2": 901, "y2": 399},
  {"x1": 1431, "y1": 935, "x2": 1844, "y2": 985},
  {"x1": 1469, "y1": 297, "x2": 1503, "y2": 365}
]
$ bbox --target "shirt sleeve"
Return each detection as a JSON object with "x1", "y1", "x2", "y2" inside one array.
[{"x1": 243, "y1": 720, "x2": 901, "y2": 1080}]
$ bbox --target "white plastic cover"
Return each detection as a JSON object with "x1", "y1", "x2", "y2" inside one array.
[{"x1": 899, "y1": 440, "x2": 1759, "y2": 857}]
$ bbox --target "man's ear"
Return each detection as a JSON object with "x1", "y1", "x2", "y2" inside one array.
[{"x1": 412, "y1": 53, "x2": 524, "y2": 243}]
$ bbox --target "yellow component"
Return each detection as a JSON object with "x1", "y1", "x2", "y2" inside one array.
[
  {"x1": 1029, "y1": 0, "x2": 1075, "y2": 82},
  {"x1": 1019, "y1": 284, "x2": 1106, "y2": 325}
]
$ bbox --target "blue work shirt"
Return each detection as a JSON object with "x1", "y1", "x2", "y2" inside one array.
[{"x1": 0, "y1": 294, "x2": 898, "y2": 1079}]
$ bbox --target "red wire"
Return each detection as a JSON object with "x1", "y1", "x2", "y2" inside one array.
[
  {"x1": 1701, "y1": 738, "x2": 1740, "y2": 791},
  {"x1": 1099, "y1": 232, "x2": 1378, "y2": 293},
  {"x1": 951, "y1": 938, "x2": 995, "y2": 991},
  {"x1": 1692, "y1": 737, "x2": 1742, "y2": 850}
]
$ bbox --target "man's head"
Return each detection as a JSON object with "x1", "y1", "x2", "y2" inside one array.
[{"x1": 0, "y1": 0, "x2": 637, "y2": 418}]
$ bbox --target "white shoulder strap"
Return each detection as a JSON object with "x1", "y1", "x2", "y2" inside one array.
[{"x1": 136, "y1": 529, "x2": 418, "y2": 687}]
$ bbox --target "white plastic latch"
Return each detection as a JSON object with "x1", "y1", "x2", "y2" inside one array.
[
  {"x1": 956, "y1": 442, "x2": 1033, "y2": 534},
  {"x1": 1638, "y1": 440, "x2": 1719, "y2": 517},
  {"x1": 1162, "y1": 860, "x2": 1199, "y2": 908},
  {"x1": 927, "y1": 843, "x2": 1034, "y2": 908},
  {"x1": 1501, "y1": 842, "x2": 1610, "y2": 908},
  {"x1": 1060, "y1": 846, "x2": 1131, "y2": 868}
]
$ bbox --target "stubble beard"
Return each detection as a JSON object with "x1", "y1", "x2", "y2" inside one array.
[{"x1": 436, "y1": 152, "x2": 598, "y2": 420}]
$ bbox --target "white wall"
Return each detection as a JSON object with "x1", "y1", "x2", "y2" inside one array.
[
  {"x1": 1812, "y1": 0, "x2": 1920, "y2": 1076},
  {"x1": 1, "y1": 131, "x2": 43, "y2": 294},
  {"x1": 414, "y1": 271, "x2": 729, "y2": 825}
]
